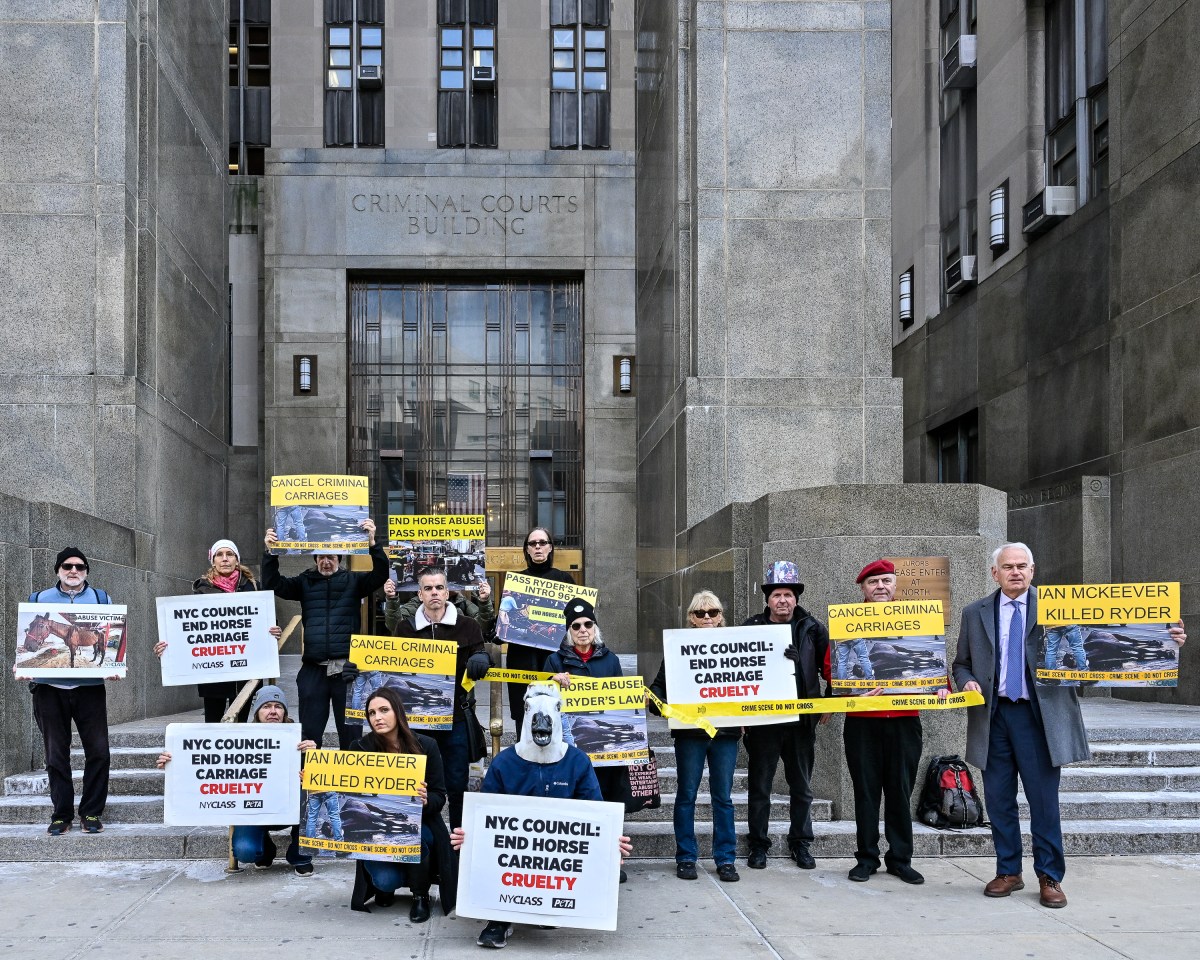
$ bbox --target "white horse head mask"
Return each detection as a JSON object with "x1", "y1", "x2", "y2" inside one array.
[{"x1": 516, "y1": 683, "x2": 568, "y2": 763}]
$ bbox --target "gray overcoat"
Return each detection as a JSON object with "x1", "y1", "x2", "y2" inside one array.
[{"x1": 952, "y1": 587, "x2": 1091, "y2": 770}]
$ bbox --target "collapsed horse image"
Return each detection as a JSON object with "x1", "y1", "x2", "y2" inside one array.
[{"x1": 22, "y1": 613, "x2": 108, "y2": 668}]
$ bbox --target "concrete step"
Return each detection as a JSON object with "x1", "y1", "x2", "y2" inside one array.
[
  {"x1": 0, "y1": 794, "x2": 163, "y2": 824},
  {"x1": 625, "y1": 793, "x2": 832, "y2": 823},
  {"x1": 4, "y1": 768, "x2": 164, "y2": 798},
  {"x1": 654, "y1": 766, "x2": 748, "y2": 793},
  {"x1": 1019, "y1": 790, "x2": 1200, "y2": 820},
  {"x1": 74, "y1": 746, "x2": 164, "y2": 771},
  {"x1": 1088, "y1": 743, "x2": 1200, "y2": 766},
  {"x1": 1060, "y1": 766, "x2": 1200, "y2": 792}
]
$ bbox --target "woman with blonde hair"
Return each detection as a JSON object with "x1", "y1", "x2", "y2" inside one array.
[{"x1": 647, "y1": 590, "x2": 741, "y2": 882}]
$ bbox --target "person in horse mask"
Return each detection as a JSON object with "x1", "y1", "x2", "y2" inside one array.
[{"x1": 25, "y1": 548, "x2": 119, "y2": 836}]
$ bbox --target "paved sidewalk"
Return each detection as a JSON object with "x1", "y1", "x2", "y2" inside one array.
[{"x1": 3, "y1": 854, "x2": 1197, "y2": 959}]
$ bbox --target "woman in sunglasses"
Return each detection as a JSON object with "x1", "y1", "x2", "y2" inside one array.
[{"x1": 647, "y1": 590, "x2": 742, "y2": 883}]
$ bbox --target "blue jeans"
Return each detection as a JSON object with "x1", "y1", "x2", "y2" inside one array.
[
  {"x1": 1044, "y1": 626, "x2": 1088, "y2": 673},
  {"x1": 431, "y1": 719, "x2": 470, "y2": 828},
  {"x1": 674, "y1": 735, "x2": 738, "y2": 866},
  {"x1": 835, "y1": 639, "x2": 874, "y2": 681},
  {"x1": 305, "y1": 792, "x2": 344, "y2": 840},
  {"x1": 232, "y1": 825, "x2": 311, "y2": 867},
  {"x1": 275, "y1": 506, "x2": 307, "y2": 541},
  {"x1": 364, "y1": 826, "x2": 433, "y2": 894}
]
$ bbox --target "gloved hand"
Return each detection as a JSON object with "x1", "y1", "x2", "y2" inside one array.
[
  {"x1": 342, "y1": 663, "x2": 360, "y2": 683},
  {"x1": 783, "y1": 644, "x2": 801, "y2": 663},
  {"x1": 466, "y1": 652, "x2": 492, "y2": 681}
]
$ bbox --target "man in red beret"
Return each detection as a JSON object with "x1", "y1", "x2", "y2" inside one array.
[{"x1": 827, "y1": 559, "x2": 926, "y2": 885}]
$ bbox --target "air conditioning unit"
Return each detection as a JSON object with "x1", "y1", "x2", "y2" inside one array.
[
  {"x1": 357, "y1": 64, "x2": 383, "y2": 89},
  {"x1": 942, "y1": 34, "x2": 978, "y2": 90},
  {"x1": 1021, "y1": 186, "x2": 1078, "y2": 237},
  {"x1": 944, "y1": 255, "x2": 977, "y2": 294},
  {"x1": 472, "y1": 65, "x2": 496, "y2": 83}
]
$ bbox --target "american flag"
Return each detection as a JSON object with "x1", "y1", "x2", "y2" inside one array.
[{"x1": 448, "y1": 472, "x2": 486, "y2": 513}]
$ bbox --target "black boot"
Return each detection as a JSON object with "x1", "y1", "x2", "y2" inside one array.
[{"x1": 409, "y1": 893, "x2": 431, "y2": 923}]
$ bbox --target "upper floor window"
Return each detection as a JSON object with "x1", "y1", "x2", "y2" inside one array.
[
  {"x1": 550, "y1": 0, "x2": 611, "y2": 149},
  {"x1": 323, "y1": 0, "x2": 384, "y2": 148},
  {"x1": 228, "y1": 0, "x2": 271, "y2": 175},
  {"x1": 437, "y1": 0, "x2": 498, "y2": 148},
  {"x1": 1045, "y1": 0, "x2": 1108, "y2": 197},
  {"x1": 933, "y1": 411, "x2": 979, "y2": 484},
  {"x1": 938, "y1": 0, "x2": 977, "y2": 298}
]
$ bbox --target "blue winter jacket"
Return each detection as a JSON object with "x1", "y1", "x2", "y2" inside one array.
[{"x1": 482, "y1": 744, "x2": 603, "y2": 800}]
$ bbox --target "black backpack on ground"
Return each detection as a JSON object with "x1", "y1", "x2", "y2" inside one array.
[{"x1": 918, "y1": 754, "x2": 986, "y2": 829}]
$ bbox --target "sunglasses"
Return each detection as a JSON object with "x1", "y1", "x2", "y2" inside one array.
[
  {"x1": 691, "y1": 608, "x2": 721, "y2": 619},
  {"x1": 60, "y1": 563, "x2": 88, "y2": 572},
  {"x1": 526, "y1": 539, "x2": 551, "y2": 548},
  {"x1": 569, "y1": 620, "x2": 595, "y2": 631}
]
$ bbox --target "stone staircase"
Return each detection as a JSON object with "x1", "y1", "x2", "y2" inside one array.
[{"x1": 2, "y1": 698, "x2": 1199, "y2": 862}]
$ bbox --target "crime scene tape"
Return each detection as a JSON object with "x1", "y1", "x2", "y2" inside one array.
[
  {"x1": 1036, "y1": 669, "x2": 1178, "y2": 683},
  {"x1": 461, "y1": 668, "x2": 554, "y2": 693},
  {"x1": 671, "y1": 690, "x2": 985, "y2": 720}
]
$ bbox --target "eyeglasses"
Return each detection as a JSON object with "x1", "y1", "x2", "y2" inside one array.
[
  {"x1": 526, "y1": 539, "x2": 551, "y2": 548},
  {"x1": 60, "y1": 563, "x2": 88, "y2": 572},
  {"x1": 569, "y1": 620, "x2": 595, "y2": 631},
  {"x1": 691, "y1": 608, "x2": 721, "y2": 619}
]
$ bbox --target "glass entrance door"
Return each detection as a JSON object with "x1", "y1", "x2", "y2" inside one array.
[{"x1": 349, "y1": 278, "x2": 583, "y2": 547}]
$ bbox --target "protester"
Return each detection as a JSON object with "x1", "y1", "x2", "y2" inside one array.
[
  {"x1": 948, "y1": 542, "x2": 1187, "y2": 908},
  {"x1": 156, "y1": 685, "x2": 317, "y2": 874},
  {"x1": 742, "y1": 560, "x2": 830, "y2": 870},
  {"x1": 383, "y1": 574, "x2": 494, "y2": 635},
  {"x1": 827, "y1": 560, "x2": 926, "y2": 885},
  {"x1": 151, "y1": 539, "x2": 281, "y2": 722},
  {"x1": 504, "y1": 527, "x2": 576, "y2": 733},
  {"x1": 23, "y1": 549, "x2": 121, "y2": 836},
  {"x1": 348, "y1": 686, "x2": 456, "y2": 921},
  {"x1": 395, "y1": 568, "x2": 492, "y2": 828},
  {"x1": 450, "y1": 684, "x2": 632, "y2": 949},
  {"x1": 261, "y1": 519, "x2": 388, "y2": 749},
  {"x1": 647, "y1": 590, "x2": 740, "y2": 882}
]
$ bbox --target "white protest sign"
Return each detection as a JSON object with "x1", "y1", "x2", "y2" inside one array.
[
  {"x1": 456, "y1": 792, "x2": 624, "y2": 931},
  {"x1": 162, "y1": 723, "x2": 301, "y2": 826},
  {"x1": 155, "y1": 592, "x2": 279, "y2": 686},
  {"x1": 661, "y1": 623, "x2": 797, "y2": 729},
  {"x1": 14, "y1": 603, "x2": 128, "y2": 679}
]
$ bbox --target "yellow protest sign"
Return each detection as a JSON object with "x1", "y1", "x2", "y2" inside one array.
[
  {"x1": 388, "y1": 514, "x2": 486, "y2": 541},
  {"x1": 827, "y1": 600, "x2": 945, "y2": 639},
  {"x1": 1035, "y1": 583, "x2": 1180, "y2": 625},
  {"x1": 303, "y1": 749, "x2": 427, "y2": 795},
  {"x1": 349, "y1": 635, "x2": 458, "y2": 675},
  {"x1": 561, "y1": 677, "x2": 647, "y2": 713},
  {"x1": 270, "y1": 474, "x2": 369, "y2": 507}
]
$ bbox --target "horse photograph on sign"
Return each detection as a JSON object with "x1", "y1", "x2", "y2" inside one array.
[{"x1": 14, "y1": 603, "x2": 128, "y2": 679}]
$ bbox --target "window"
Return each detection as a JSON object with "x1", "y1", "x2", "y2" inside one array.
[
  {"x1": 1044, "y1": 0, "x2": 1108, "y2": 198},
  {"x1": 323, "y1": 0, "x2": 384, "y2": 148},
  {"x1": 550, "y1": 0, "x2": 611, "y2": 149},
  {"x1": 437, "y1": 1, "x2": 498, "y2": 149},
  {"x1": 228, "y1": 0, "x2": 271, "y2": 176},
  {"x1": 933, "y1": 411, "x2": 979, "y2": 484},
  {"x1": 938, "y1": 0, "x2": 977, "y2": 297}
]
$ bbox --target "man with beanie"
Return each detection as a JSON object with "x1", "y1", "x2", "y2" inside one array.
[
  {"x1": 832, "y1": 560, "x2": 926, "y2": 885},
  {"x1": 742, "y1": 560, "x2": 830, "y2": 870},
  {"x1": 262, "y1": 519, "x2": 388, "y2": 750},
  {"x1": 396, "y1": 568, "x2": 493, "y2": 829},
  {"x1": 157, "y1": 684, "x2": 318, "y2": 874},
  {"x1": 27, "y1": 549, "x2": 119, "y2": 836}
]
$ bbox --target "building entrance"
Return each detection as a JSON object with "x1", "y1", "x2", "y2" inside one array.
[{"x1": 348, "y1": 278, "x2": 584, "y2": 551}]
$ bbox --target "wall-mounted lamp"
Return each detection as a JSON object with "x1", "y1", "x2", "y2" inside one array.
[
  {"x1": 613, "y1": 355, "x2": 635, "y2": 396},
  {"x1": 898, "y1": 268, "x2": 914, "y2": 328},
  {"x1": 990, "y1": 181, "x2": 1009, "y2": 255},
  {"x1": 293, "y1": 355, "x2": 317, "y2": 396}
]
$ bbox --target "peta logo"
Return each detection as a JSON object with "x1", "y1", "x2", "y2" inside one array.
[
  {"x1": 552, "y1": 898, "x2": 576, "y2": 909},
  {"x1": 243, "y1": 799, "x2": 263, "y2": 809},
  {"x1": 230, "y1": 659, "x2": 249, "y2": 667}
]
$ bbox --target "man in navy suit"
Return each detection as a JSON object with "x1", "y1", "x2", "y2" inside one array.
[{"x1": 951, "y1": 542, "x2": 1183, "y2": 908}]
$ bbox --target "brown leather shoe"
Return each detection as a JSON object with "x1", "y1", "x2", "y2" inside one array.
[
  {"x1": 984, "y1": 874, "x2": 1025, "y2": 897},
  {"x1": 1038, "y1": 874, "x2": 1067, "y2": 908}
]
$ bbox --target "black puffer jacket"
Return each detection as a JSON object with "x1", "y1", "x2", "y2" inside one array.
[
  {"x1": 261, "y1": 545, "x2": 389, "y2": 663},
  {"x1": 743, "y1": 604, "x2": 830, "y2": 699}
]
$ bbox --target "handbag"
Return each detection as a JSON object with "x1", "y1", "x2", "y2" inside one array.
[{"x1": 623, "y1": 749, "x2": 661, "y2": 812}]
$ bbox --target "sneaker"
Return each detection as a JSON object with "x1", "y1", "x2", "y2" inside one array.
[
  {"x1": 848, "y1": 863, "x2": 876, "y2": 882},
  {"x1": 676, "y1": 862, "x2": 698, "y2": 880},
  {"x1": 47, "y1": 819, "x2": 70, "y2": 836},
  {"x1": 790, "y1": 845, "x2": 816, "y2": 869},
  {"x1": 477, "y1": 921, "x2": 513, "y2": 948},
  {"x1": 886, "y1": 863, "x2": 925, "y2": 885},
  {"x1": 619, "y1": 868, "x2": 627, "y2": 884},
  {"x1": 81, "y1": 816, "x2": 103, "y2": 834},
  {"x1": 747, "y1": 849, "x2": 768, "y2": 870},
  {"x1": 717, "y1": 863, "x2": 740, "y2": 883},
  {"x1": 294, "y1": 862, "x2": 314, "y2": 877}
]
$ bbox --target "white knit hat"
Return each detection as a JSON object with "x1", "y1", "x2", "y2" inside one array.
[{"x1": 208, "y1": 539, "x2": 240, "y2": 562}]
